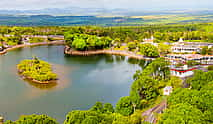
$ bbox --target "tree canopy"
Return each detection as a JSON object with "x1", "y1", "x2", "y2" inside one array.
[
  {"x1": 158, "y1": 70, "x2": 213, "y2": 124},
  {"x1": 130, "y1": 76, "x2": 158, "y2": 109},
  {"x1": 158, "y1": 103, "x2": 205, "y2": 124},
  {"x1": 139, "y1": 44, "x2": 159, "y2": 57},
  {"x1": 187, "y1": 70, "x2": 213, "y2": 90},
  {"x1": 135, "y1": 57, "x2": 170, "y2": 80},
  {"x1": 115, "y1": 96, "x2": 134, "y2": 116},
  {"x1": 4, "y1": 114, "x2": 58, "y2": 124},
  {"x1": 64, "y1": 33, "x2": 112, "y2": 51}
]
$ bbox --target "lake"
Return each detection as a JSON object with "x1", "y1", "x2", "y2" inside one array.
[{"x1": 0, "y1": 45, "x2": 145, "y2": 123}]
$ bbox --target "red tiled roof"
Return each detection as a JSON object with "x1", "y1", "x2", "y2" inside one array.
[{"x1": 170, "y1": 68, "x2": 197, "y2": 72}]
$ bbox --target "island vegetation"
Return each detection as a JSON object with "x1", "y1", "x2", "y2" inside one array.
[{"x1": 17, "y1": 57, "x2": 57, "y2": 83}]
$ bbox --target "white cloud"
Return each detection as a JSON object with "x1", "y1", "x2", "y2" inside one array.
[{"x1": 0, "y1": 0, "x2": 212, "y2": 10}]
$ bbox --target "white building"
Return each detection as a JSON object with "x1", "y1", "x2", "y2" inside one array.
[
  {"x1": 166, "y1": 54, "x2": 213, "y2": 65},
  {"x1": 172, "y1": 45, "x2": 201, "y2": 53},
  {"x1": 142, "y1": 36, "x2": 158, "y2": 46},
  {"x1": 163, "y1": 86, "x2": 173, "y2": 95},
  {"x1": 171, "y1": 38, "x2": 213, "y2": 53},
  {"x1": 170, "y1": 65, "x2": 195, "y2": 78},
  {"x1": 0, "y1": 46, "x2": 3, "y2": 51}
]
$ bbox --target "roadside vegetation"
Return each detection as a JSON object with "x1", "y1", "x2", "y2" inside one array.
[{"x1": 158, "y1": 70, "x2": 213, "y2": 124}]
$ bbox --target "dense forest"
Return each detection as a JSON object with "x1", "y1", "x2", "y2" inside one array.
[
  {"x1": 158, "y1": 70, "x2": 213, "y2": 124},
  {"x1": 0, "y1": 23, "x2": 213, "y2": 43}
]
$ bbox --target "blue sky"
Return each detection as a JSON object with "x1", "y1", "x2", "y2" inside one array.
[{"x1": 0, "y1": 0, "x2": 212, "y2": 10}]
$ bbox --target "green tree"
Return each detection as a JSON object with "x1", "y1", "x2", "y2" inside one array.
[
  {"x1": 141, "y1": 57, "x2": 170, "y2": 80},
  {"x1": 166, "y1": 87, "x2": 213, "y2": 123},
  {"x1": 200, "y1": 46, "x2": 212, "y2": 55},
  {"x1": 17, "y1": 58, "x2": 57, "y2": 82},
  {"x1": 64, "y1": 110, "x2": 97, "y2": 124},
  {"x1": 129, "y1": 110, "x2": 142, "y2": 124},
  {"x1": 29, "y1": 37, "x2": 44, "y2": 43},
  {"x1": 72, "y1": 38, "x2": 87, "y2": 51},
  {"x1": 139, "y1": 43, "x2": 159, "y2": 57},
  {"x1": 64, "y1": 110, "x2": 115, "y2": 124},
  {"x1": 111, "y1": 113, "x2": 130, "y2": 124},
  {"x1": 90, "y1": 102, "x2": 104, "y2": 113},
  {"x1": 113, "y1": 38, "x2": 121, "y2": 48},
  {"x1": 86, "y1": 35, "x2": 98, "y2": 49},
  {"x1": 130, "y1": 76, "x2": 158, "y2": 108},
  {"x1": 115, "y1": 96, "x2": 134, "y2": 116},
  {"x1": 103, "y1": 103, "x2": 114, "y2": 113},
  {"x1": 187, "y1": 70, "x2": 213, "y2": 90},
  {"x1": 158, "y1": 104, "x2": 205, "y2": 124},
  {"x1": 81, "y1": 116, "x2": 99, "y2": 124},
  {"x1": 64, "y1": 33, "x2": 112, "y2": 51},
  {"x1": 158, "y1": 43, "x2": 171, "y2": 55},
  {"x1": 5, "y1": 114, "x2": 58, "y2": 124},
  {"x1": 124, "y1": 36, "x2": 132, "y2": 43},
  {"x1": 207, "y1": 65, "x2": 213, "y2": 71},
  {"x1": 100, "y1": 36, "x2": 112, "y2": 48},
  {"x1": 167, "y1": 76, "x2": 182, "y2": 89},
  {"x1": 186, "y1": 60, "x2": 200, "y2": 67},
  {"x1": 127, "y1": 42, "x2": 137, "y2": 51}
]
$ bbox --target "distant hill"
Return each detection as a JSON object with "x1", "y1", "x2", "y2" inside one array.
[
  {"x1": 1, "y1": 7, "x2": 213, "y2": 16},
  {"x1": 0, "y1": 8, "x2": 213, "y2": 26},
  {"x1": 0, "y1": 15, "x2": 144, "y2": 26}
]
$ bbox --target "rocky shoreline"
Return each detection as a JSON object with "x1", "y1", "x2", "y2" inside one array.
[
  {"x1": 0, "y1": 41, "x2": 156, "y2": 61},
  {"x1": 64, "y1": 46, "x2": 155, "y2": 60},
  {"x1": 18, "y1": 69, "x2": 57, "y2": 84}
]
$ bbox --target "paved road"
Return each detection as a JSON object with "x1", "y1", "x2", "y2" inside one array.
[{"x1": 142, "y1": 100, "x2": 167, "y2": 123}]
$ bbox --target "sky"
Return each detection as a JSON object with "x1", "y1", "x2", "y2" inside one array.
[{"x1": 0, "y1": 0, "x2": 212, "y2": 10}]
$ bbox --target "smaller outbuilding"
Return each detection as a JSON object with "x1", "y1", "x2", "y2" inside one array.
[
  {"x1": 163, "y1": 86, "x2": 173, "y2": 96},
  {"x1": 0, "y1": 116, "x2": 3, "y2": 124}
]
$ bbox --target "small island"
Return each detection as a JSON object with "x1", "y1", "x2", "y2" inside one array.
[{"x1": 17, "y1": 57, "x2": 58, "y2": 84}]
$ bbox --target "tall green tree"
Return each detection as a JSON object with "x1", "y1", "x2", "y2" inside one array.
[
  {"x1": 187, "y1": 70, "x2": 213, "y2": 90},
  {"x1": 140, "y1": 57, "x2": 170, "y2": 80},
  {"x1": 115, "y1": 96, "x2": 134, "y2": 116},
  {"x1": 139, "y1": 43, "x2": 159, "y2": 57},
  {"x1": 90, "y1": 102, "x2": 104, "y2": 113},
  {"x1": 130, "y1": 76, "x2": 158, "y2": 108},
  {"x1": 103, "y1": 103, "x2": 114, "y2": 113}
]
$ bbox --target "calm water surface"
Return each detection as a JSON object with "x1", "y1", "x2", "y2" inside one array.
[{"x1": 0, "y1": 45, "x2": 143, "y2": 123}]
